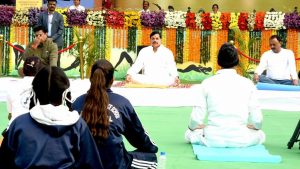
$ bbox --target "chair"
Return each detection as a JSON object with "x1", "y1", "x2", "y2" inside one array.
[{"x1": 287, "y1": 119, "x2": 300, "y2": 149}]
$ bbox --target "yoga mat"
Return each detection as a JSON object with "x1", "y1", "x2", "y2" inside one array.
[
  {"x1": 256, "y1": 82, "x2": 300, "y2": 91},
  {"x1": 192, "y1": 144, "x2": 282, "y2": 163}
]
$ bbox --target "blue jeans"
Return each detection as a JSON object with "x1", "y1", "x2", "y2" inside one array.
[{"x1": 259, "y1": 75, "x2": 294, "y2": 85}]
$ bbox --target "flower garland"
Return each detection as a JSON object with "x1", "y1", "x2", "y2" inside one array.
[
  {"x1": 141, "y1": 11, "x2": 165, "y2": 28},
  {"x1": 220, "y1": 12, "x2": 230, "y2": 30},
  {"x1": 185, "y1": 12, "x2": 196, "y2": 29},
  {"x1": 106, "y1": 10, "x2": 124, "y2": 27},
  {"x1": 255, "y1": 12, "x2": 265, "y2": 30},
  {"x1": 183, "y1": 28, "x2": 190, "y2": 62},
  {"x1": 0, "y1": 5, "x2": 15, "y2": 26},
  {"x1": 238, "y1": 12, "x2": 248, "y2": 31},
  {"x1": 264, "y1": 11, "x2": 286, "y2": 30},
  {"x1": 66, "y1": 10, "x2": 87, "y2": 26},
  {"x1": 284, "y1": 12, "x2": 300, "y2": 29},
  {"x1": 249, "y1": 31, "x2": 261, "y2": 64},
  {"x1": 127, "y1": 27, "x2": 137, "y2": 52},
  {"x1": 12, "y1": 10, "x2": 29, "y2": 26},
  {"x1": 200, "y1": 31, "x2": 211, "y2": 64},
  {"x1": 166, "y1": 28, "x2": 176, "y2": 57},
  {"x1": 195, "y1": 13, "x2": 204, "y2": 29},
  {"x1": 210, "y1": 12, "x2": 222, "y2": 30},
  {"x1": 247, "y1": 11, "x2": 256, "y2": 31},
  {"x1": 164, "y1": 11, "x2": 186, "y2": 28},
  {"x1": 229, "y1": 12, "x2": 240, "y2": 29},
  {"x1": 28, "y1": 8, "x2": 44, "y2": 26},
  {"x1": 176, "y1": 27, "x2": 184, "y2": 63},
  {"x1": 201, "y1": 13, "x2": 212, "y2": 30},
  {"x1": 124, "y1": 11, "x2": 141, "y2": 28},
  {"x1": 86, "y1": 10, "x2": 105, "y2": 26}
]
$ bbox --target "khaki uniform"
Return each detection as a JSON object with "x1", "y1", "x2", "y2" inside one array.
[{"x1": 23, "y1": 38, "x2": 58, "y2": 66}]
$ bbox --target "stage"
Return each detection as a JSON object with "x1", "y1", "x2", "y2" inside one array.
[{"x1": 1, "y1": 77, "x2": 300, "y2": 111}]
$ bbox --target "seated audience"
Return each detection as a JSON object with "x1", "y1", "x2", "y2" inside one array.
[
  {"x1": 126, "y1": 31, "x2": 180, "y2": 86},
  {"x1": 72, "y1": 59, "x2": 158, "y2": 169},
  {"x1": 7, "y1": 56, "x2": 43, "y2": 124},
  {"x1": 253, "y1": 35, "x2": 298, "y2": 85},
  {"x1": 185, "y1": 43, "x2": 265, "y2": 147},
  {"x1": 0, "y1": 66, "x2": 103, "y2": 169}
]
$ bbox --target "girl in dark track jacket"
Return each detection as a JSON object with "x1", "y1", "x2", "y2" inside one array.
[
  {"x1": 0, "y1": 66, "x2": 103, "y2": 169},
  {"x1": 72, "y1": 59, "x2": 158, "y2": 169}
]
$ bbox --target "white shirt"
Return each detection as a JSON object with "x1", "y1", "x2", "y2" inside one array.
[
  {"x1": 47, "y1": 13, "x2": 53, "y2": 37},
  {"x1": 127, "y1": 45, "x2": 178, "y2": 80},
  {"x1": 189, "y1": 69, "x2": 263, "y2": 146},
  {"x1": 69, "y1": 5, "x2": 85, "y2": 12},
  {"x1": 255, "y1": 48, "x2": 298, "y2": 80},
  {"x1": 6, "y1": 77, "x2": 34, "y2": 122}
]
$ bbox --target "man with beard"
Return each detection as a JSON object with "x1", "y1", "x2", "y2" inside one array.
[
  {"x1": 253, "y1": 35, "x2": 299, "y2": 85},
  {"x1": 126, "y1": 31, "x2": 180, "y2": 86}
]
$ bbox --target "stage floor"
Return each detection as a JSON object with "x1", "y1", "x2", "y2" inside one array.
[{"x1": 1, "y1": 77, "x2": 300, "y2": 111}]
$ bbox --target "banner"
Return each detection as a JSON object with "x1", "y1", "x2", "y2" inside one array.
[{"x1": 16, "y1": 0, "x2": 42, "y2": 10}]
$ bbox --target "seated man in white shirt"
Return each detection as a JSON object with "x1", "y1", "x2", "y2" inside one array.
[
  {"x1": 185, "y1": 43, "x2": 265, "y2": 147},
  {"x1": 125, "y1": 31, "x2": 180, "y2": 86},
  {"x1": 253, "y1": 35, "x2": 298, "y2": 85}
]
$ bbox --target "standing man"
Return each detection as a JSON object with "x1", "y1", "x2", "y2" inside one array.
[
  {"x1": 126, "y1": 31, "x2": 180, "y2": 86},
  {"x1": 253, "y1": 35, "x2": 298, "y2": 85},
  {"x1": 38, "y1": 0, "x2": 64, "y2": 67}
]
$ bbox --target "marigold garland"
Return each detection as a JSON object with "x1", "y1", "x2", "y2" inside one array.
[
  {"x1": 183, "y1": 28, "x2": 190, "y2": 62},
  {"x1": 260, "y1": 30, "x2": 273, "y2": 55},
  {"x1": 286, "y1": 29, "x2": 298, "y2": 63},
  {"x1": 166, "y1": 28, "x2": 177, "y2": 59},
  {"x1": 210, "y1": 31, "x2": 218, "y2": 73}
]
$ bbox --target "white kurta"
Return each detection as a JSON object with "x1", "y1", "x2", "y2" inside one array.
[
  {"x1": 255, "y1": 48, "x2": 298, "y2": 80},
  {"x1": 187, "y1": 69, "x2": 265, "y2": 147},
  {"x1": 127, "y1": 45, "x2": 178, "y2": 85}
]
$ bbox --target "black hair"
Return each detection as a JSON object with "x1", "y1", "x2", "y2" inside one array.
[
  {"x1": 150, "y1": 31, "x2": 161, "y2": 39},
  {"x1": 33, "y1": 25, "x2": 48, "y2": 33},
  {"x1": 217, "y1": 43, "x2": 239, "y2": 68},
  {"x1": 30, "y1": 66, "x2": 71, "y2": 109},
  {"x1": 23, "y1": 56, "x2": 44, "y2": 76},
  {"x1": 212, "y1": 4, "x2": 219, "y2": 9},
  {"x1": 269, "y1": 35, "x2": 282, "y2": 42},
  {"x1": 47, "y1": 0, "x2": 57, "y2": 3}
]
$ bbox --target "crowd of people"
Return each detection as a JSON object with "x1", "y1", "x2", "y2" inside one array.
[{"x1": 0, "y1": 0, "x2": 299, "y2": 168}]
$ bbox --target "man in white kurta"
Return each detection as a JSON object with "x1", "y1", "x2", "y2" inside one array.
[
  {"x1": 185, "y1": 43, "x2": 265, "y2": 147},
  {"x1": 253, "y1": 35, "x2": 298, "y2": 85},
  {"x1": 126, "y1": 31, "x2": 179, "y2": 86}
]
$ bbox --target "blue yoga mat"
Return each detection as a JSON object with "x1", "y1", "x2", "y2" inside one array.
[
  {"x1": 192, "y1": 144, "x2": 282, "y2": 163},
  {"x1": 256, "y1": 82, "x2": 300, "y2": 91}
]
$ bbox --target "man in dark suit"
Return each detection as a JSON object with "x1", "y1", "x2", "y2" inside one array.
[{"x1": 38, "y1": 0, "x2": 64, "y2": 67}]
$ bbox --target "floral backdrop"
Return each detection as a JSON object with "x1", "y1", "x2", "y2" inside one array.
[{"x1": 0, "y1": 5, "x2": 299, "y2": 81}]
